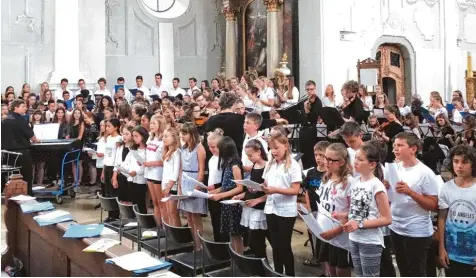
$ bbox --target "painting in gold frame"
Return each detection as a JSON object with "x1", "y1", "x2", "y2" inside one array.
[{"x1": 242, "y1": 0, "x2": 267, "y2": 77}]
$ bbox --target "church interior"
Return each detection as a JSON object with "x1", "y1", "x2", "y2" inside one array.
[{"x1": 2, "y1": 0, "x2": 476, "y2": 277}]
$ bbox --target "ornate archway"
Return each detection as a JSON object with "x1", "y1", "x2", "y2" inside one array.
[{"x1": 370, "y1": 36, "x2": 416, "y2": 102}]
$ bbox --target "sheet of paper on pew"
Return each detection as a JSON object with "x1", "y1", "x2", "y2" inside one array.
[
  {"x1": 10, "y1": 195, "x2": 36, "y2": 202},
  {"x1": 142, "y1": 231, "x2": 157, "y2": 238},
  {"x1": 83, "y1": 238, "x2": 120, "y2": 253},
  {"x1": 101, "y1": 227, "x2": 118, "y2": 236},
  {"x1": 106, "y1": 251, "x2": 172, "y2": 273},
  {"x1": 32, "y1": 185, "x2": 46, "y2": 191},
  {"x1": 63, "y1": 223, "x2": 104, "y2": 238},
  {"x1": 182, "y1": 172, "x2": 208, "y2": 189},
  {"x1": 33, "y1": 210, "x2": 73, "y2": 227},
  {"x1": 20, "y1": 201, "x2": 55, "y2": 213},
  {"x1": 161, "y1": 189, "x2": 213, "y2": 202}
]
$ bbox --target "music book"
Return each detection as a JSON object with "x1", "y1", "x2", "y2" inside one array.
[
  {"x1": 63, "y1": 224, "x2": 104, "y2": 238},
  {"x1": 34, "y1": 210, "x2": 73, "y2": 227},
  {"x1": 83, "y1": 238, "x2": 120, "y2": 253},
  {"x1": 161, "y1": 189, "x2": 213, "y2": 202},
  {"x1": 114, "y1": 85, "x2": 124, "y2": 93},
  {"x1": 384, "y1": 163, "x2": 408, "y2": 203},
  {"x1": 33, "y1": 123, "x2": 60, "y2": 140},
  {"x1": 20, "y1": 201, "x2": 55, "y2": 214},
  {"x1": 106, "y1": 252, "x2": 172, "y2": 273},
  {"x1": 372, "y1": 108, "x2": 385, "y2": 118},
  {"x1": 131, "y1": 150, "x2": 145, "y2": 164},
  {"x1": 129, "y1": 89, "x2": 138, "y2": 96},
  {"x1": 316, "y1": 201, "x2": 342, "y2": 225}
]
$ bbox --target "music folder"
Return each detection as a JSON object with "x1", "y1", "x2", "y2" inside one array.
[
  {"x1": 114, "y1": 85, "x2": 124, "y2": 93},
  {"x1": 129, "y1": 89, "x2": 138, "y2": 96}
]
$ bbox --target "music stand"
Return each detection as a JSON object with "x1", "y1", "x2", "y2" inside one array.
[
  {"x1": 419, "y1": 123, "x2": 439, "y2": 138},
  {"x1": 418, "y1": 107, "x2": 436, "y2": 124},
  {"x1": 319, "y1": 107, "x2": 345, "y2": 132},
  {"x1": 277, "y1": 98, "x2": 309, "y2": 151}
]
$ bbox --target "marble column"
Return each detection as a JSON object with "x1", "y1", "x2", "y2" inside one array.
[
  {"x1": 223, "y1": 7, "x2": 237, "y2": 78},
  {"x1": 264, "y1": 0, "x2": 281, "y2": 78},
  {"x1": 49, "y1": 0, "x2": 84, "y2": 84}
]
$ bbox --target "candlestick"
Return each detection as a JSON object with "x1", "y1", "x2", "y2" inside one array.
[{"x1": 468, "y1": 51, "x2": 473, "y2": 78}]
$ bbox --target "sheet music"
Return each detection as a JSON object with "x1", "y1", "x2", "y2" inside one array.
[
  {"x1": 373, "y1": 109, "x2": 385, "y2": 118},
  {"x1": 220, "y1": 200, "x2": 245, "y2": 205},
  {"x1": 183, "y1": 172, "x2": 208, "y2": 189},
  {"x1": 384, "y1": 163, "x2": 408, "y2": 203},
  {"x1": 33, "y1": 123, "x2": 60, "y2": 140},
  {"x1": 131, "y1": 150, "x2": 145, "y2": 164},
  {"x1": 188, "y1": 189, "x2": 212, "y2": 199},
  {"x1": 161, "y1": 195, "x2": 190, "y2": 202},
  {"x1": 316, "y1": 201, "x2": 342, "y2": 225},
  {"x1": 106, "y1": 252, "x2": 167, "y2": 272},
  {"x1": 232, "y1": 179, "x2": 262, "y2": 191},
  {"x1": 10, "y1": 195, "x2": 36, "y2": 202},
  {"x1": 299, "y1": 210, "x2": 349, "y2": 250}
]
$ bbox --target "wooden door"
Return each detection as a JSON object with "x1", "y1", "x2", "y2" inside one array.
[{"x1": 376, "y1": 44, "x2": 405, "y2": 103}]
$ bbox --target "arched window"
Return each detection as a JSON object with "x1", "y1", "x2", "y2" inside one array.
[
  {"x1": 140, "y1": 0, "x2": 189, "y2": 19},
  {"x1": 142, "y1": 0, "x2": 175, "y2": 12}
]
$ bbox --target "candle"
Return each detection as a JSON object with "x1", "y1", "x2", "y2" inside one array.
[{"x1": 468, "y1": 51, "x2": 473, "y2": 78}]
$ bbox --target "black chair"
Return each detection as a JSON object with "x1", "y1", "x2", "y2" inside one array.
[
  {"x1": 132, "y1": 207, "x2": 190, "y2": 258},
  {"x1": 163, "y1": 221, "x2": 228, "y2": 277},
  {"x1": 197, "y1": 231, "x2": 232, "y2": 277},
  {"x1": 228, "y1": 242, "x2": 265, "y2": 277},
  {"x1": 262, "y1": 258, "x2": 287, "y2": 277},
  {"x1": 115, "y1": 199, "x2": 138, "y2": 247},
  {"x1": 97, "y1": 193, "x2": 121, "y2": 231}
]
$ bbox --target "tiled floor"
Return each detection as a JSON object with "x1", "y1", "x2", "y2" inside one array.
[{"x1": 1, "y1": 192, "x2": 321, "y2": 277}]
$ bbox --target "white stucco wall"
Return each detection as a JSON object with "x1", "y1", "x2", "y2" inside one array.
[{"x1": 299, "y1": 0, "x2": 476, "y2": 106}]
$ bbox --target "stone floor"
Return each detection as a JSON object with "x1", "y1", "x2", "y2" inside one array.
[{"x1": 0, "y1": 191, "x2": 322, "y2": 277}]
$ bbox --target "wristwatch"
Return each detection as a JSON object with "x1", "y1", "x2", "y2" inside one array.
[{"x1": 357, "y1": 220, "x2": 364, "y2": 230}]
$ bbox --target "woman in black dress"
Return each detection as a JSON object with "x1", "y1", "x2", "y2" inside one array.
[{"x1": 67, "y1": 108, "x2": 85, "y2": 185}]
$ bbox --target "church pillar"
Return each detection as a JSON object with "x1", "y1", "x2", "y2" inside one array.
[
  {"x1": 49, "y1": 0, "x2": 84, "y2": 84},
  {"x1": 223, "y1": 7, "x2": 237, "y2": 78},
  {"x1": 264, "y1": 0, "x2": 281, "y2": 78}
]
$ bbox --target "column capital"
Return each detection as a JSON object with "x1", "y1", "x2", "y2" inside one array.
[
  {"x1": 263, "y1": 0, "x2": 283, "y2": 12},
  {"x1": 222, "y1": 6, "x2": 237, "y2": 21}
]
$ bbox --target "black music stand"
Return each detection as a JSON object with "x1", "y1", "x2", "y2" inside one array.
[
  {"x1": 319, "y1": 107, "x2": 345, "y2": 132},
  {"x1": 277, "y1": 98, "x2": 308, "y2": 152}
]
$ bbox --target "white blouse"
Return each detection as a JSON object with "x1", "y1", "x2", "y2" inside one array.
[
  {"x1": 103, "y1": 135, "x2": 122, "y2": 166},
  {"x1": 208, "y1": 155, "x2": 222, "y2": 186},
  {"x1": 126, "y1": 149, "x2": 146, "y2": 184},
  {"x1": 263, "y1": 159, "x2": 302, "y2": 217},
  {"x1": 145, "y1": 138, "x2": 163, "y2": 181},
  {"x1": 281, "y1": 87, "x2": 299, "y2": 108},
  {"x1": 321, "y1": 96, "x2": 336, "y2": 108},
  {"x1": 161, "y1": 149, "x2": 181, "y2": 190}
]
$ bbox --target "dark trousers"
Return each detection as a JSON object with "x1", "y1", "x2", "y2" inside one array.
[
  {"x1": 97, "y1": 168, "x2": 105, "y2": 195},
  {"x1": 131, "y1": 183, "x2": 147, "y2": 214},
  {"x1": 446, "y1": 260, "x2": 476, "y2": 277},
  {"x1": 380, "y1": 235, "x2": 396, "y2": 277},
  {"x1": 103, "y1": 166, "x2": 118, "y2": 219},
  {"x1": 248, "y1": 228, "x2": 268, "y2": 259},
  {"x1": 208, "y1": 199, "x2": 229, "y2": 242},
  {"x1": 391, "y1": 230, "x2": 432, "y2": 277},
  {"x1": 104, "y1": 166, "x2": 116, "y2": 197},
  {"x1": 266, "y1": 214, "x2": 296, "y2": 276},
  {"x1": 17, "y1": 149, "x2": 33, "y2": 195},
  {"x1": 299, "y1": 126, "x2": 318, "y2": 169}
]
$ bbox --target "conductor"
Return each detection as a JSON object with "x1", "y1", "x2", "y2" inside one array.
[{"x1": 1, "y1": 99, "x2": 40, "y2": 195}]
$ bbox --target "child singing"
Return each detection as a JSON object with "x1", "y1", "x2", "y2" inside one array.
[
  {"x1": 317, "y1": 143, "x2": 352, "y2": 277},
  {"x1": 127, "y1": 126, "x2": 149, "y2": 213},
  {"x1": 113, "y1": 126, "x2": 133, "y2": 203},
  {"x1": 178, "y1": 122, "x2": 207, "y2": 250},
  {"x1": 161, "y1": 127, "x2": 181, "y2": 226},
  {"x1": 233, "y1": 139, "x2": 268, "y2": 258},
  {"x1": 208, "y1": 136, "x2": 244, "y2": 253},
  {"x1": 343, "y1": 142, "x2": 391, "y2": 277},
  {"x1": 438, "y1": 145, "x2": 476, "y2": 277},
  {"x1": 262, "y1": 132, "x2": 302, "y2": 276}
]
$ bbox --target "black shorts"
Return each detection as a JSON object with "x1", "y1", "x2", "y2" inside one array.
[
  {"x1": 147, "y1": 179, "x2": 161, "y2": 185},
  {"x1": 445, "y1": 260, "x2": 476, "y2": 277},
  {"x1": 319, "y1": 242, "x2": 351, "y2": 268}
]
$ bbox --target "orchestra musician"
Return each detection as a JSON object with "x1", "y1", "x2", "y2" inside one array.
[
  {"x1": 341, "y1": 81, "x2": 367, "y2": 123},
  {"x1": 373, "y1": 105, "x2": 404, "y2": 162},
  {"x1": 299, "y1": 80, "x2": 323, "y2": 169},
  {"x1": 1, "y1": 99, "x2": 41, "y2": 195}
]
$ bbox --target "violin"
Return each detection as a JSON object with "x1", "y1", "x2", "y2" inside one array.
[
  {"x1": 194, "y1": 109, "x2": 210, "y2": 126},
  {"x1": 376, "y1": 121, "x2": 391, "y2": 132}
]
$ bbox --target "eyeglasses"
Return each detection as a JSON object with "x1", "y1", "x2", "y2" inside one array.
[
  {"x1": 325, "y1": 156, "x2": 341, "y2": 164},
  {"x1": 305, "y1": 88, "x2": 315, "y2": 92}
]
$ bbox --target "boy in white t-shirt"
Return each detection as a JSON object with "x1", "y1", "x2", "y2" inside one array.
[
  {"x1": 438, "y1": 145, "x2": 476, "y2": 277},
  {"x1": 390, "y1": 132, "x2": 439, "y2": 277},
  {"x1": 242, "y1": 113, "x2": 268, "y2": 175}
]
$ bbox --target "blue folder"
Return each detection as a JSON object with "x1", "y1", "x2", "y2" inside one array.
[
  {"x1": 63, "y1": 224, "x2": 104, "y2": 238},
  {"x1": 446, "y1": 104, "x2": 455, "y2": 116},
  {"x1": 20, "y1": 201, "x2": 55, "y2": 214},
  {"x1": 34, "y1": 213, "x2": 73, "y2": 227},
  {"x1": 114, "y1": 85, "x2": 124, "y2": 93},
  {"x1": 418, "y1": 107, "x2": 435, "y2": 123}
]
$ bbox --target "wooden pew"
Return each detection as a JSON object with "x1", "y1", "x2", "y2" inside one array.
[{"x1": 1, "y1": 175, "x2": 135, "y2": 277}]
